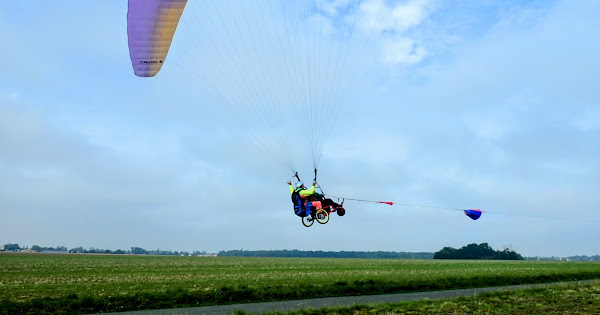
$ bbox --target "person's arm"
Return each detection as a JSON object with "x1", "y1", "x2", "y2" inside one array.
[
  {"x1": 287, "y1": 181, "x2": 294, "y2": 194},
  {"x1": 300, "y1": 182, "x2": 316, "y2": 197}
]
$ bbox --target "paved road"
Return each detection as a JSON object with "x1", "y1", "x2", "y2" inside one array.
[{"x1": 103, "y1": 279, "x2": 599, "y2": 315}]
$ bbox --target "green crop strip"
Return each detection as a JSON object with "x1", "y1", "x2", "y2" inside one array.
[{"x1": 261, "y1": 282, "x2": 600, "y2": 314}]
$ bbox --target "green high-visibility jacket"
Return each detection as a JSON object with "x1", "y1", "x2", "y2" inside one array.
[{"x1": 289, "y1": 185, "x2": 315, "y2": 198}]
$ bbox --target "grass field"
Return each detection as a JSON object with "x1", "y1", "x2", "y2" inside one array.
[
  {"x1": 261, "y1": 282, "x2": 600, "y2": 314},
  {"x1": 1, "y1": 253, "x2": 599, "y2": 314}
]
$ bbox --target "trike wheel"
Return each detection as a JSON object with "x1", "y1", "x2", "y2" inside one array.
[
  {"x1": 302, "y1": 216, "x2": 314, "y2": 227},
  {"x1": 337, "y1": 208, "x2": 346, "y2": 216},
  {"x1": 316, "y1": 209, "x2": 329, "y2": 224}
]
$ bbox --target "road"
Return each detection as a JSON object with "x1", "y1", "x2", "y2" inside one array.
[{"x1": 102, "y1": 279, "x2": 599, "y2": 315}]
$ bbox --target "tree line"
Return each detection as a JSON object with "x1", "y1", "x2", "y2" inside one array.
[
  {"x1": 525, "y1": 255, "x2": 600, "y2": 261},
  {"x1": 433, "y1": 243, "x2": 523, "y2": 260},
  {"x1": 1, "y1": 243, "x2": 210, "y2": 256},
  {"x1": 217, "y1": 249, "x2": 434, "y2": 259},
  {"x1": 5, "y1": 242, "x2": 598, "y2": 261}
]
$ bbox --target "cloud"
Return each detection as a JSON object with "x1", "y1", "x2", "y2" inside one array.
[
  {"x1": 358, "y1": 0, "x2": 435, "y2": 65},
  {"x1": 320, "y1": 0, "x2": 355, "y2": 17},
  {"x1": 381, "y1": 37, "x2": 428, "y2": 64},
  {"x1": 359, "y1": 0, "x2": 433, "y2": 33}
]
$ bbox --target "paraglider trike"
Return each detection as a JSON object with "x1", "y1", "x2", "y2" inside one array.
[{"x1": 300, "y1": 197, "x2": 345, "y2": 227}]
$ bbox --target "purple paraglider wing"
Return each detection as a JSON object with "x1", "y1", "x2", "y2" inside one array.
[
  {"x1": 464, "y1": 209, "x2": 482, "y2": 220},
  {"x1": 127, "y1": 0, "x2": 188, "y2": 77}
]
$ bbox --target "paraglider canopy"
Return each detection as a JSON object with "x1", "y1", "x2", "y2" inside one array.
[{"x1": 127, "y1": 0, "x2": 188, "y2": 77}]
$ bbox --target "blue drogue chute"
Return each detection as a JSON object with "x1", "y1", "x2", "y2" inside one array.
[{"x1": 464, "y1": 209, "x2": 482, "y2": 220}]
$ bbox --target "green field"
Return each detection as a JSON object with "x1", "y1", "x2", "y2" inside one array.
[
  {"x1": 263, "y1": 283, "x2": 600, "y2": 314},
  {"x1": 1, "y1": 253, "x2": 599, "y2": 314}
]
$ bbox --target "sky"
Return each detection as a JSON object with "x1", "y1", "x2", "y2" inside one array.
[{"x1": 1, "y1": 0, "x2": 599, "y2": 257}]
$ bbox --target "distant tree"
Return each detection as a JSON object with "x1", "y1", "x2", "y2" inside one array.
[
  {"x1": 131, "y1": 247, "x2": 148, "y2": 255},
  {"x1": 433, "y1": 243, "x2": 523, "y2": 260},
  {"x1": 69, "y1": 246, "x2": 84, "y2": 253},
  {"x1": 433, "y1": 247, "x2": 458, "y2": 259},
  {"x1": 3, "y1": 244, "x2": 21, "y2": 251},
  {"x1": 31, "y1": 245, "x2": 42, "y2": 251}
]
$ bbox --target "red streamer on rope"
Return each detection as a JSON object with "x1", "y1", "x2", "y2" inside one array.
[{"x1": 379, "y1": 201, "x2": 394, "y2": 205}]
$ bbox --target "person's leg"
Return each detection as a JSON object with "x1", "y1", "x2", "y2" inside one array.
[
  {"x1": 305, "y1": 201, "x2": 312, "y2": 217},
  {"x1": 311, "y1": 201, "x2": 322, "y2": 210}
]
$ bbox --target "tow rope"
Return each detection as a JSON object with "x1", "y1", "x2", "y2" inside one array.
[{"x1": 324, "y1": 195, "x2": 475, "y2": 212}]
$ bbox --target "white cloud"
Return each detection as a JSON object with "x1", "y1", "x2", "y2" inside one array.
[
  {"x1": 382, "y1": 36, "x2": 428, "y2": 64},
  {"x1": 358, "y1": 0, "x2": 434, "y2": 65},
  {"x1": 359, "y1": 0, "x2": 432, "y2": 33},
  {"x1": 320, "y1": 0, "x2": 353, "y2": 17}
]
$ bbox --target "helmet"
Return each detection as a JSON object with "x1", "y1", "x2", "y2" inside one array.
[{"x1": 295, "y1": 182, "x2": 304, "y2": 189}]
